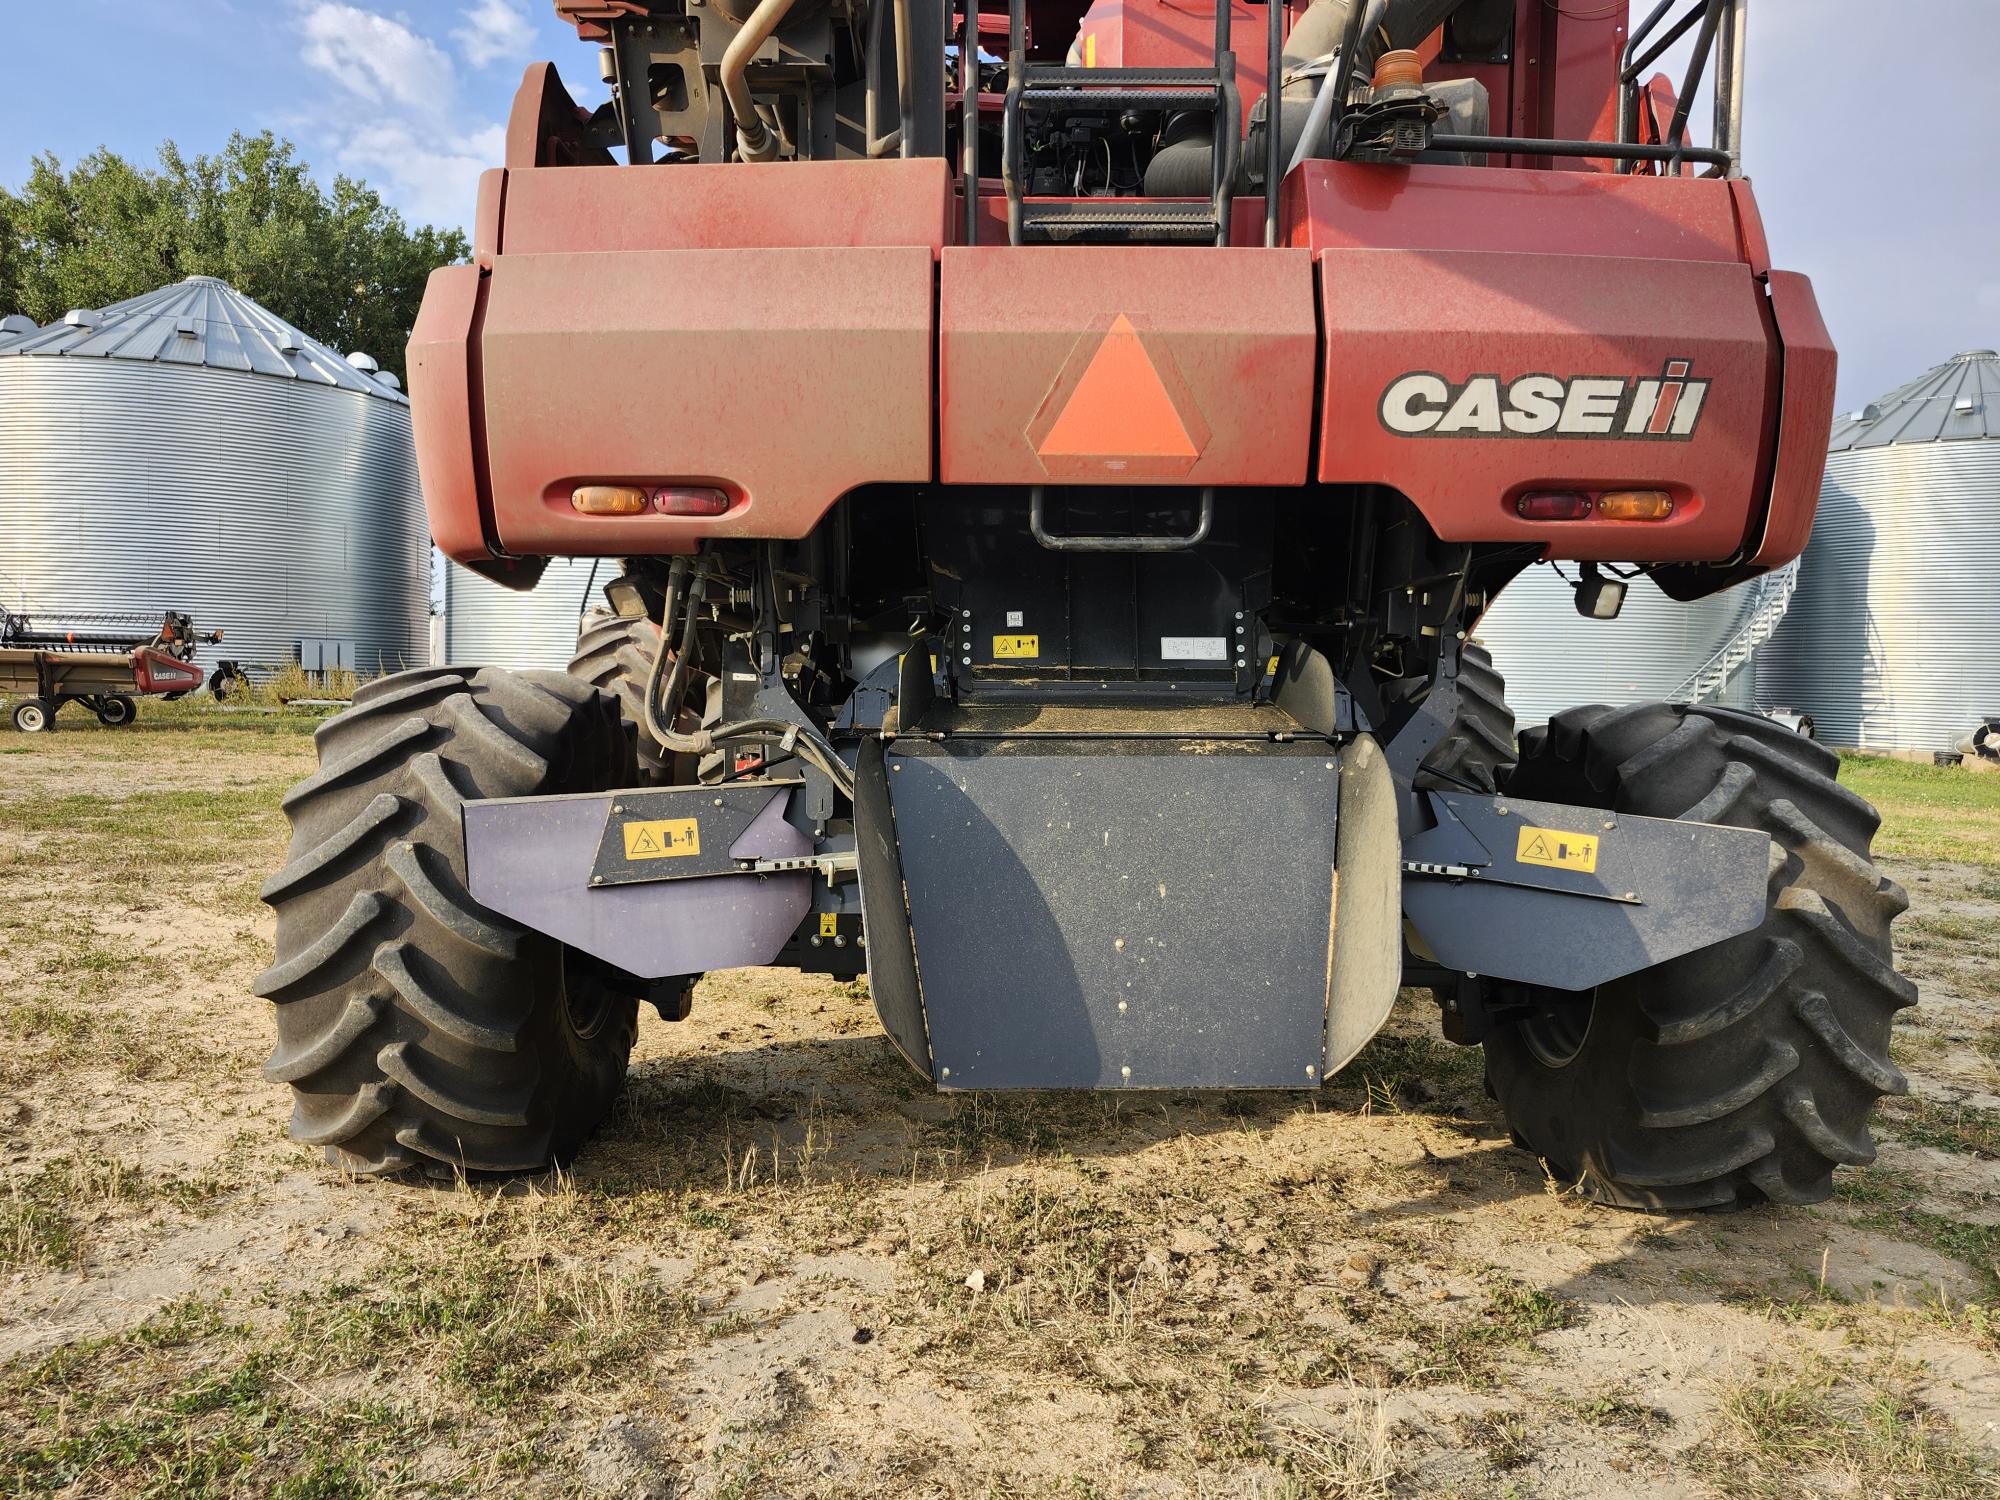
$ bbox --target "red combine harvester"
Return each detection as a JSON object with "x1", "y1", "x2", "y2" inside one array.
[{"x1": 257, "y1": 0, "x2": 1913, "y2": 1210}]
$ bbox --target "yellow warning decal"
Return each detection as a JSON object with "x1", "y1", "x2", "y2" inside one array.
[
  {"x1": 993, "y1": 634, "x2": 1040, "y2": 660},
  {"x1": 818, "y1": 912, "x2": 839, "y2": 938},
  {"x1": 1084, "y1": 31, "x2": 1096, "y2": 67},
  {"x1": 623, "y1": 817, "x2": 700, "y2": 860},
  {"x1": 1515, "y1": 825, "x2": 1599, "y2": 873}
]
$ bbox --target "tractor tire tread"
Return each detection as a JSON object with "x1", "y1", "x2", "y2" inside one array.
[
  {"x1": 257, "y1": 667, "x2": 639, "y2": 1177},
  {"x1": 1415, "y1": 642, "x2": 1518, "y2": 794},
  {"x1": 1485, "y1": 701, "x2": 1911, "y2": 1212},
  {"x1": 568, "y1": 609, "x2": 668, "y2": 781}
]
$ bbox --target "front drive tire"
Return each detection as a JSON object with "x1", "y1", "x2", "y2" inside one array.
[
  {"x1": 1415, "y1": 641, "x2": 1516, "y2": 794},
  {"x1": 568, "y1": 608, "x2": 669, "y2": 782},
  {"x1": 1486, "y1": 703, "x2": 1916, "y2": 1210},
  {"x1": 254, "y1": 667, "x2": 641, "y2": 1176}
]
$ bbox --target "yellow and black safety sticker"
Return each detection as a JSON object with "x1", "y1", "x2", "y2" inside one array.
[
  {"x1": 992, "y1": 634, "x2": 1039, "y2": 659},
  {"x1": 818, "y1": 912, "x2": 839, "y2": 938},
  {"x1": 1514, "y1": 825, "x2": 1599, "y2": 873},
  {"x1": 622, "y1": 817, "x2": 700, "y2": 860}
]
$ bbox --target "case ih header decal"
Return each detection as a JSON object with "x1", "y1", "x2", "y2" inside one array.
[{"x1": 1379, "y1": 360, "x2": 1710, "y2": 441}]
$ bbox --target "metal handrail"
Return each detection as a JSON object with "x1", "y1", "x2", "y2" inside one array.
[
  {"x1": 1666, "y1": 558, "x2": 1798, "y2": 705},
  {"x1": 961, "y1": 0, "x2": 979, "y2": 244},
  {"x1": 1263, "y1": 0, "x2": 1283, "y2": 246},
  {"x1": 1616, "y1": 0, "x2": 1747, "y2": 177},
  {"x1": 1029, "y1": 488, "x2": 1215, "y2": 552}
]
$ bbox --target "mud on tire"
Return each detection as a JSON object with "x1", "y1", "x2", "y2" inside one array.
[
  {"x1": 1487, "y1": 703, "x2": 1916, "y2": 1210},
  {"x1": 568, "y1": 608, "x2": 668, "y2": 782},
  {"x1": 1416, "y1": 641, "x2": 1516, "y2": 794},
  {"x1": 254, "y1": 667, "x2": 641, "y2": 1176}
]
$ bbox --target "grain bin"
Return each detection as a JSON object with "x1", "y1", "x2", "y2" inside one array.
[
  {"x1": 443, "y1": 556, "x2": 605, "y2": 669},
  {"x1": 1757, "y1": 351, "x2": 2000, "y2": 752},
  {"x1": 0, "y1": 276, "x2": 429, "y2": 677},
  {"x1": 1475, "y1": 563, "x2": 1792, "y2": 728}
]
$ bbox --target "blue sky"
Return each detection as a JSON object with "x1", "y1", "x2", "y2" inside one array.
[{"x1": 1, "y1": 0, "x2": 1994, "y2": 411}]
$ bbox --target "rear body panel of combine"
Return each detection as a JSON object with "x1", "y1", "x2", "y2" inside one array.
[{"x1": 401, "y1": 0, "x2": 1835, "y2": 1094}]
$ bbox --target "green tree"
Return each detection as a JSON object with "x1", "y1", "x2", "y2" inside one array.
[{"x1": 0, "y1": 131, "x2": 466, "y2": 380}]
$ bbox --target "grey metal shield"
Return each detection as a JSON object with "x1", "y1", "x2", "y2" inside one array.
[{"x1": 888, "y1": 741, "x2": 1339, "y2": 1089}]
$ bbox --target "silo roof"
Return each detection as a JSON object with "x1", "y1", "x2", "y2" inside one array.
[
  {"x1": 1829, "y1": 349, "x2": 1998, "y2": 451},
  {"x1": 0, "y1": 275, "x2": 407, "y2": 404}
]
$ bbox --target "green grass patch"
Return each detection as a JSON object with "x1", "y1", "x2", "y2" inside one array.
[
  {"x1": 1881, "y1": 1096, "x2": 2000, "y2": 1160},
  {"x1": 1840, "y1": 754, "x2": 2000, "y2": 868},
  {"x1": 0, "y1": 1153, "x2": 139, "y2": 1269},
  {"x1": 1702, "y1": 1352, "x2": 1993, "y2": 1499},
  {"x1": 1, "y1": 1295, "x2": 422, "y2": 1499},
  {"x1": 1900, "y1": 912, "x2": 2000, "y2": 947},
  {"x1": 287, "y1": 1232, "x2": 687, "y2": 1412}
]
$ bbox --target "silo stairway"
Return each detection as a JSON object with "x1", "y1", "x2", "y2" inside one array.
[{"x1": 1667, "y1": 559, "x2": 1800, "y2": 705}]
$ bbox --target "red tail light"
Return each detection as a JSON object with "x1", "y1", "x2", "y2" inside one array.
[
  {"x1": 653, "y1": 487, "x2": 731, "y2": 517},
  {"x1": 1515, "y1": 490, "x2": 1595, "y2": 520}
]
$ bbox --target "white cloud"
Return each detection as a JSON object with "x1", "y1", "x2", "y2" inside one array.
[
  {"x1": 337, "y1": 120, "x2": 506, "y2": 228},
  {"x1": 454, "y1": 0, "x2": 537, "y2": 70},
  {"x1": 291, "y1": 3, "x2": 506, "y2": 230},
  {"x1": 299, "y1": 2, "x2": 456, "y2": 115}
]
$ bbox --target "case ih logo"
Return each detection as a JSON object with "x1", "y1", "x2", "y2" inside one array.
[{"x1": 1379, "y1": 361, "x2": 1710, "y2": 441}]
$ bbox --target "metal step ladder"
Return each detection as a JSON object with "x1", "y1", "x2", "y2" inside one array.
[
  {"x1": 1667, "y1": 558, "x2": 1800, "y2": 705},
  {"x1": 997, "y1": 0, "x2": 1241, "y2": 246}
]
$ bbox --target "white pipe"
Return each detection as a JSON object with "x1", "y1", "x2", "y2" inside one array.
[{"x1": 721, "y1": 0, "x2": 798, "y2": 162}]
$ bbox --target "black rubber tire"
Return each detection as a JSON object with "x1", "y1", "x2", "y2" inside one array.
[
  {"x1": 567, "y1": 609, "x2": 667, "y2": 782},
  {"x1": 12, "y1": 698, "x2": 53, "y2": 733},
  {"x1": 254, "y1": 666, "x2": 641, "y2": 1177},
  {"x1": 1486, "y1": 702, "x2": 1916, "y2": 1210},
  {"x1": 1415, "y1": 641, "x2": 1517, "y2": 794},
  {"x1": 95, "y1": 694, "x2": 136, "y2": 727}
]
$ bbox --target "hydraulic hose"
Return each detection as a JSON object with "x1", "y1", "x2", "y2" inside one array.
[
  {"x1": 639, "y1": 556, "x2": 856, "y2": 801},
  {"x1": 720, "y1": 0, "x2": 797, "y2": 162},
  {"x1": 642, "y1": 559, "x2": 702, "y2": 754}
]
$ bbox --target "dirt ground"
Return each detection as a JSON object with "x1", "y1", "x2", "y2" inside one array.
[{"x1": 1, "y1": 713, "x2": 1996, "y2": 1499}]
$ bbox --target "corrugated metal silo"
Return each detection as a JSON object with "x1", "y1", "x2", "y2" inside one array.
[
  {"x1": 0, "y1": 276, "x2": 429, "y2": 676},
  {"x1": 1757, "y1": 350, "x2": 2000, "y2": 751},
  {"x1": 444, "y1": 556, "x2": 606, "y2": 669},
  {"x1": 1476, "y1": 565, "x2": 1779, "y2": 727}
]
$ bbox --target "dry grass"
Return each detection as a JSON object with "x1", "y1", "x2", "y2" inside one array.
[
  {"x1": 1703, "y1": 1353, "x2": 1993, "y2": 1499},
  {"x1": 0, "y1": 733, "x2": 1997, "y2": 1497}
]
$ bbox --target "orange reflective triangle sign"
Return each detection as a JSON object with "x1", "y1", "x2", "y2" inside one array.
[{"x1": 1037, "y1": 315, "x2": 1200, "y2": 461}]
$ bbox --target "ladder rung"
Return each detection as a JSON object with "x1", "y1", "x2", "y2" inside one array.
[
  {"x1": 1019, "y1": 87, "x2": 1224, "y2": 110},
  {"x1": 1020, "y1": 200, "x2": 1219, "y2": 245},
  {"x1": 1022, "y1": 66, "x2": 1222, "y2": 88}
]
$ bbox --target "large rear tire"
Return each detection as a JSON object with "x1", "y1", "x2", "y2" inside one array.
[
  {"x1": 567, "y1": 609, "x2": 668, "y2": 782},
  {"x1": 254, "y1": 667, "x2": 641, "y2": 1176},
  {"x1": 1415, "y1": 641, "x2": 1516, "y2": 794},
  {"x1": 1486, "y1": 703, "x2": 1916, "y2": 1210}
]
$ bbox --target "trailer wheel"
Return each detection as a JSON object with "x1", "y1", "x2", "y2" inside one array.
[
  {"x1": 1485, "y1": 704, "x2": 1915, "y2": 1210},
  {"x1": 254, "y1": 667, "x2": 641, "y2": 1176},
  {"x1": 95, "y1": 695, "x2": 136, "y2": 727},
  {"x1": 567, "y1": 608, "x2": 669, "y2": 782},
  {"x1": 1415, "y1": 642, "x2": 1516, "y2": 793},
  {"x1": 12, "y1": 698, "x2": 53, "y2": 733}
]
